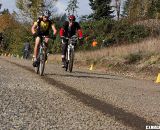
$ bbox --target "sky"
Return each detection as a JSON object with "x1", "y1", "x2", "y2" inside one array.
[
  {"x1": 0, "y1": 0, "x2": 17, "y2": 12},
  {"x1": 56, "y1": 0, "x2": 92, "y2": 15},
  {"x1": 0, "y1": 0, "x2": 93, "y2": 16},
  {"x1": 0, "y1": 0, "x2": 126, "y2": 18}
]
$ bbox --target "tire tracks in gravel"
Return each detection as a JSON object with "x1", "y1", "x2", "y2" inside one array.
[{"x1": 0, "y1": 57, "x2": 158, "y2": 130}]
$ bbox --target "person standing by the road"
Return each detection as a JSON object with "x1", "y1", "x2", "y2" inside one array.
[
  {"x1": 0, "y1": 33, "x2": 3, "y2": 49},
  {"x1": 23, "y1": 40, "x2": 31, "y2": 59}
]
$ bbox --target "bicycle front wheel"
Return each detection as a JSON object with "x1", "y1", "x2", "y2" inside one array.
[
  {"x1": 39, "y1": 54, "x2": 45, "y2": 76},
  {"x1": 65, "y1": 51, "x2": 69, "y2": 71},
  {"x1": 69, "y1": 49, "x2": 74, "y2": 72}
]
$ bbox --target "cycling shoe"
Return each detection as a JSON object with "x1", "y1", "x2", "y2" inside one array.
[{"x1": 33, "y1": 60, "x2": 39, "y2": 67}]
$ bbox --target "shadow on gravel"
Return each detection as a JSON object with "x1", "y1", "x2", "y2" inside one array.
[
  {"x1": 43, "y1": 76, "x2": 157, "y2": 130},
  {"x1": 45, "y1": 73, "x2": 120, "y2": 80},
  {"x1": 74, "y1": 70, "x2": 117, "y2": 77},
  {"x1": 2, "y1": 58, "x2": 158, "y2": 130}
]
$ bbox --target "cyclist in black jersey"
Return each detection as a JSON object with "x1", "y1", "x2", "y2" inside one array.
[
  {"x1": 31, "y1": 10, "x2": 57, "y2": 67},
  {"x1": 60, "y1": 15, "x2": 83, "y2": 67}
]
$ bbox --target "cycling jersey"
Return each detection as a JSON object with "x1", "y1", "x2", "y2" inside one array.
[
  {"x1": 60, "y1": 21, "x2": 83, "y2": 38},
  {"x1": 34, "y1": 19, "x2": 52, "y2": 35}
]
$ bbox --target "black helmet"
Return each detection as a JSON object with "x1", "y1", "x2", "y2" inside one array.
[{"x1": 43, "y1": 10, "x2": 51, "y2": 17}]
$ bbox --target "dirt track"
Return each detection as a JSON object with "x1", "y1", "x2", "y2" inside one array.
[{"x1": 0, "y1": 56, "x2": 160, "y2": 130}]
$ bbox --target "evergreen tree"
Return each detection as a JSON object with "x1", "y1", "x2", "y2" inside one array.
[
  {"x1": 60, "y1": 13, "x2": 67, "y2": 23},
  {"x1": 1, "y1": 9, "x2": 10, "y2": 15},
  {"x1": 66, "y1": 0, "x2": 79, "y2": 16},
  {"x1": 89, "y1": 0, "x2": 114, "y2": 20}
]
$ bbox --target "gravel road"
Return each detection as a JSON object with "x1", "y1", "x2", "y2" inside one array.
[{"x1": 0, "y1": 56, "x2": 160, "y2": 130}]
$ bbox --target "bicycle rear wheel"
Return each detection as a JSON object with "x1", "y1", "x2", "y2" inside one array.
[
  {"x1": 39, "y1": 54, "x2": 45, "y2": 76},
  {"x1": 69, "y1": 49, "x2": 74, "y2": 72}
]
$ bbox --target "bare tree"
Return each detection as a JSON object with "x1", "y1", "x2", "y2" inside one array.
[{"x1": 115, "y1": 0, "x2": 121, "y2": 20}]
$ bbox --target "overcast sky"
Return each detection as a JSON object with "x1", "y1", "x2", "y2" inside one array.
[{"x1": 0, "y1": 0, "x2": 93, "y2": 16}]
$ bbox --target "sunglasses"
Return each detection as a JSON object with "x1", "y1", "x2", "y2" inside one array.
[{"x1": 43, "y1": 16, "x2": 48, "y2": 18}]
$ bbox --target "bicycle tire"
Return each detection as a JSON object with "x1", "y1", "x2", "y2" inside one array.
[
  {"x1": 39, "y1": 54, "x2": 45, "y2": 76},
  {"x1": 69, "y1": 49, "x2": 74, "y2": 72},
  {"x1": 65, "y1": 51, "x2": 68, "y2": 71}
]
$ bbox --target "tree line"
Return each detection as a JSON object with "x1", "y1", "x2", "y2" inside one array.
[{"x1": 0, "y1": 0, "x2": 160, "y2": 55}]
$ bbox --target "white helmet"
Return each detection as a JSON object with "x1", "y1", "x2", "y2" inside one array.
[{"x1": 43, "y1": 10, "x2": 51, "y2": 17}]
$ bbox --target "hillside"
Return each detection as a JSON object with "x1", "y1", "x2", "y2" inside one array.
[{"x1": 49, "y1": 37, "x2": 160, "y2": 80}]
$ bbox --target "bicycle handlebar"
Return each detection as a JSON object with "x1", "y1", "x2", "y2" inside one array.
[{"x1": 61, "y1": 35, "x2": 78, "y2": 40}]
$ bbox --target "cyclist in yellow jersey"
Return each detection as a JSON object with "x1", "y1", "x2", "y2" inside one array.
[{"x1": 31, "y1": 10, "x2": 57, "y2": 67}]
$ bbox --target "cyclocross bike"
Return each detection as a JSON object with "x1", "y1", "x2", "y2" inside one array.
[{"x1": 63, "y1": 35, "x2": 78, "y2": 72}]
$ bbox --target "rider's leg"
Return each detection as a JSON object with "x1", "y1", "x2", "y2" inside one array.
[
  {"x1": 33, "y1": 37, "x2": 40, "y2": 67},
  {"x1": 33, "y1": 36, "x2": 40, "y2": 60},
  {"x1": 44, "y1": 37, "x2": 49, "y2": 49},
  {"x1": 44, "y1": 37, "x2": 49, "y2": 60}
]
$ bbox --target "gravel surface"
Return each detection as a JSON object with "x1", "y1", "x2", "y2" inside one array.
[{"x1": 0, "y1": 56, "x2": 160, "y2": 130}]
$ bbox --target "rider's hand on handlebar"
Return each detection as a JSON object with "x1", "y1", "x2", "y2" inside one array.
[
  {"x1": 79, "y1": 37, "x2": 84, "y2": 45},
  {"x1": 61, "y1": 36, "x2": 67, "y2": 42},
  {"x1": 60, "y1": 36, "x2": 65, "y2": 39}
]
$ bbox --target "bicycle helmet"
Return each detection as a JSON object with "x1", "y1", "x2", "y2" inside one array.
[
  {"x1": 68, "y1": 15, "x2": 76, "y2": 21},
  {"x1": 43, "y1": 10, "x2": 51, "y2": 18}
]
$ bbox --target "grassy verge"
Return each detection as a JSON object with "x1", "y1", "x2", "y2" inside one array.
[{"x1": 48, "y1": 37, "x2": 160, "y2": 80}]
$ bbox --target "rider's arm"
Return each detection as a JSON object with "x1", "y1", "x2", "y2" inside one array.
[
  {"x1": 60, "y1": 21, "x2": 69, "y2": 38},
  {"x1": 77, "y1": 29, "x2": 83, "y2": 38},
  {"x1": 51, "y1": 24, "x2": 57, "y2": 36},
  {"x1": 60, "y1": 28, "x2": 65, "y2": 37},
  {"x1": 76, "y1": 22, "x2": 83, "y2": 45},
  {"x1": 76, "y1": 22, "x2": 83, "y2": 38},
  {"x1": 31, "y1": 22, "x2": 37, "y2": 34}
]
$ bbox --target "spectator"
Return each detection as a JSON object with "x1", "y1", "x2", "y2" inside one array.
[
  {"x1": 23, "y1": 40, "x2": 31, "y2": 59},
  {"x1": 0, "y1": 33, "x2": 3, "y2": 48}
]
